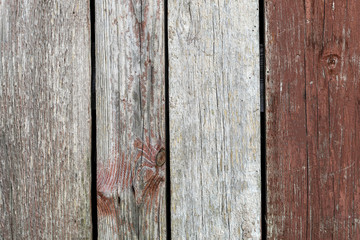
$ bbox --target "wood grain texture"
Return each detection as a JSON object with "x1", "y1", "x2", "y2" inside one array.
[
  {"x1": 95, "y1": 0, "x2": 166, "y2": 238},
  {"x1": 169, "y1": 0, "x2": 261, "y2": 238},
  {"x1": 0, "y1": 0, "x2": 92, "y2": 239},
  {"x1": 266, "y1": 0, "x2": 360, "y2": 238}
]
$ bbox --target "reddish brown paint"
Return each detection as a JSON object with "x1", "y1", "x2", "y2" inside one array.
[
  {"x1": 96, "y1": 130, "x2": 165, "y2": 224},
  {"x1": 266, "y1": 0, "x2": 360, "y2": 239},
  {"x1": 133, "y1": 132, "x2": 165, "y2": 219},
  {"x1": 97, "y1": 153, "x2": 132, "y2": 218}
]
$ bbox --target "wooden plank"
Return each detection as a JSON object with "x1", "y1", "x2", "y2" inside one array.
[
  {"x1": 266, "y1": 0, "x2": 360, "y2": 238},
  {"x1": 0, "y1": 0, "x2": 92, "y2": 239},
  {"x1": 95, "y1": 0, "x2": 166, "y2": 238},
  {"x1": 169, "y1": 0, "x2": 261, "y2": 238}
]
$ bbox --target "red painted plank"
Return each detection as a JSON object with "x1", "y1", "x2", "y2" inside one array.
[{"x1": 266, "y1": 0, "x2": 360, "y2": 238}]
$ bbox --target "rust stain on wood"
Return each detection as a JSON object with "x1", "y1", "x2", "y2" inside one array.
[{"x1": 266, "y1": 0, "x2": 360, "y2": 239}]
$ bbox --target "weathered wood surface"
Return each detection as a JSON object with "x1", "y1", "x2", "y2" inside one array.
[
  {"x1": 0, "y1": 0, "x2": 92, "y2": 239},
  {"x1": 169, "y1": 0, "x2": 261, "y2": 238},
  {"x1": 95, "y1": 0, "x2": 166, "y2": 238},
  {"x1": 266, "y1": 0, "x2": 360, "y2": 238}
]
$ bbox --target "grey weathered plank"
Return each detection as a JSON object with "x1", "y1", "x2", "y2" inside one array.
[
  {"x1": 0, "y1": 0, "x2": 92, "y2": 239},
  {"x1": 95, "y1": 0, "x2": 166, "y2": 238},
  {"x1": 169, "y1": 0, "x2": 261, "y2": 239}
]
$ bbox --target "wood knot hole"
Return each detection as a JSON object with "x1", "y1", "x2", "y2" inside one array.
[
  {"x1": 156, "y1": 148, "x2": 166, "y2": 167},
  {"x1": 327, "y1": 54, "x2": 339, "y2": 70}
]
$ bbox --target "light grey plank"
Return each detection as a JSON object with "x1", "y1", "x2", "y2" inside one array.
[
  {"x1": 169, "y1": 0, "x2": 261, "y2": 238},
  {"x1": 95, "y1": 0, "x2": 166, "y2": 238},
  {"x1": 0, "y1": 0, "x2": 92, "y2": 239}
]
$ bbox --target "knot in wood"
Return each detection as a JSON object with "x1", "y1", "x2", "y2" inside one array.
[
  {"x1": 320, "y1": 43, "x2": 341, "y2": 74},
  {"x1": 156, "y1": 148, "x2": 166, "y2": 166},
  {"x1": 327, "y1": 54, "x2": 339, "y2": 70}
]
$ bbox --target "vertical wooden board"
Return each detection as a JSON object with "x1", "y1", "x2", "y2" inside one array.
[
  {"x1": 0, "y1": 0, "x2": 92, "y2": 239},
  {"x1": 266, "y1": 0, "x2": 360, "y2": 238},
  {"x1": 169, "y1": 0, "x2": 261, "y2": 239},
  {"x1": 95, "y1": 0, "x2": 166, "y2": 238}
]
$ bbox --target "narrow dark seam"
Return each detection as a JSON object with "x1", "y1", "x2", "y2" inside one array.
[
  {"x1": 259, "y1": 0, "x2": 267, "y2": 239},
  {"x1": 303, "y1": 1, "x2": 310, "y2": 239},
  {"x1": 304, "y1": 11, "x2": 309, "y2": 240},
  {"x1": 164, "y1": 0, "x2": 171, "y2": 238},
  {"x1": 138, "y1": 1, "x2": 144, "y2": 238},
  {"x1": 90, "y1": 0, "x2": 98, "y2": 238}
]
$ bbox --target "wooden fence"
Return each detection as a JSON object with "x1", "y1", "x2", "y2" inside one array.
[{"x1": 0, "y1": 0, "x2": 359, "y2": 239}]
